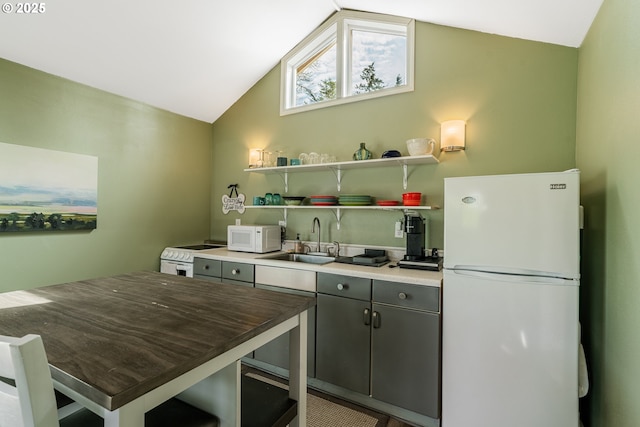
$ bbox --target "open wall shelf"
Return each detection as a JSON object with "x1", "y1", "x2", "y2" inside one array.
[
  {"x1": 244, "y1": 154, "x2": 439, "y2": 192},
  {"x1": 244, "y1": 205, "x2": 439, "y2": 229}
]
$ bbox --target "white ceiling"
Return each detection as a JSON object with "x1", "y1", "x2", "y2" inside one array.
[{"x1": 0, "y1": 0, "x2": 603, "y2": 123}]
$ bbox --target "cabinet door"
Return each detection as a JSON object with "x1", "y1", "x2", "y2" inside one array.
[
  {"x1": 371, "y1": 303, "x2": 441, "y2": 418},
  {"x1": 253, "y1": 284, "x2": 316, "y2": 377},
  {"x1": 316, "y1": 293, "x2": 371, "y2": 394}
]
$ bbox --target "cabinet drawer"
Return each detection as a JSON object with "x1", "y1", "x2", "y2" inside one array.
[
  {"x1": 255, "y1": 265, "x2": 316, "y2": 292},
  {"x1": 193, "y1": 258, "x2": 221, "y2": 278},
  {"x1": 317, "y1": 273, "x2": 370, "y2": 300},
  {"x1": 222, "y1": 261, "x2": 254, "y2": 283},
  {"x1": 373, "y1": 280, "x2": 440, "y2": 312}
]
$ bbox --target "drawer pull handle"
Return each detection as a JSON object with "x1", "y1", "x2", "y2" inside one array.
[
  {"x1": 337, "y1": 283, "x2": 347, "y2": 291},
  {"x1": 204, "y1": 265, "x2": 209, "y2": 270},
  {"x1": 363, "y1": 308, "x2": 371, "y2": 325},
  {"x1": 398, "y1": 292, "x2": 407, "y2": 300},
  {"x1": 232, "y1": 269, "x2": 239, "y2": 275}
]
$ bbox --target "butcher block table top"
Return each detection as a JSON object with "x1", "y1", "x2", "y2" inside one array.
[{"x1": 0, "y1": 271, "x2": 315, "y2": 411}]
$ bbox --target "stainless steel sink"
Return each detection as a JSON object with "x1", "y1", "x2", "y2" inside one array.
[{"x1": 263, "y1": 253, "x2": 336, "y2": 265}]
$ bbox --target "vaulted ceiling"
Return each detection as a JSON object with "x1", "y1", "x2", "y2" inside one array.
[{"x1": 0, "y1": 0, "x2": 603, "y2": 123}]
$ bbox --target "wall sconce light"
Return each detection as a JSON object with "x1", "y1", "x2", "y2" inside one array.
[
  {"x1": 440, "y1": 120, "x2": 466, "y2": 152},
  {"x1": 248, "y1": 148, "x2": 264, "y2": 168}
]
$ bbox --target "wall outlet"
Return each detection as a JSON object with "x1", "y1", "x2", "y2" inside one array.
[
  {"x1": 394, "y1": 221, "x2": 404, "y2": 238},
  {"x1": 278, "y1": 220, "x2": 287, "y2": 227},
  {"x1": 235, "y1": 218, "x2": 241, "y2": 225}
]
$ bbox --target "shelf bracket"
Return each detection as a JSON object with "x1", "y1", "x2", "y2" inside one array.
[
  {"x1": 328, "y1": 167, "x2": 343, "y2": 192},
  {"x1": 402, "y1": 164, "x2": 408, "y2": 190},
  {"x1": 274, "y1": 172, "x2": 289, "y2": 193},
  {"x1": 325, "y1": 207, "x2": 343, "y2": 230}
]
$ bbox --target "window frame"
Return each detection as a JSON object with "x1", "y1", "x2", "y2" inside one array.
[{"x1": 280, "y1": 10, "x2": 415, "y2": 116}]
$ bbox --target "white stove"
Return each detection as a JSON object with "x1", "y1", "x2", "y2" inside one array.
[{"x1": 160, "y1": 243, "x2": 225, "y2": 277}]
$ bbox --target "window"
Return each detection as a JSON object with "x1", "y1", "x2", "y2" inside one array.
[{"x1": 281, "y1": 10, "x2": 415, "y2": 115}]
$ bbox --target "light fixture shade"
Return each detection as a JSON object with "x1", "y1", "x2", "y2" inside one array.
[
  {"x1": 440, "y1": 120, "x2": 466, "y2": 152},
  {"x1": 249, "y1": 148, "x2": 263, "y2": 168}
]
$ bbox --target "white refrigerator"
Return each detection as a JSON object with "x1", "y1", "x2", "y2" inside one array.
[{"x1": 442, "y1": 170, "x2": 580, "y2": 427}]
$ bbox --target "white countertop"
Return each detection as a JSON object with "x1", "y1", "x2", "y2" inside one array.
[{"x1": 194, "y1": 248, "x2": 442, "y2": 288}]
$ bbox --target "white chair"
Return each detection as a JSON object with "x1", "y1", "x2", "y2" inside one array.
[{"x1": 0, "y1": 334, "x2": 219, "y2": 427}]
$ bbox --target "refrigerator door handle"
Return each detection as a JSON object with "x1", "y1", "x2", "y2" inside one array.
[{"x1": 448, "y1": 267, "x2": 573, "y2": 286}]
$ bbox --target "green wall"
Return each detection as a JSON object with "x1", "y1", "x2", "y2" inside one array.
[
  {"x1": 0, "y1": 59, "x2": 212, "y2": 292},
  {"x1": 577, "y1": 0, "x2": 640, "y2": 425},
  {"x1": 211, "y1": 21, "x2": 578, "y2": 248}
]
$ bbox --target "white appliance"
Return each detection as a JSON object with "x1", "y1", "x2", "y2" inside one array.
[
  {"x1": 160, "y1": 244, "x2": 225, "y2": 277},
  {"x1": 442, "y1": 170, "x2": 580, "y2": 427},
  {"x1": 227, "y1": 225, "x2": 281, "y2": 253}
]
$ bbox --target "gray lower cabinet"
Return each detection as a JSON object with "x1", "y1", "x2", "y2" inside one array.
[
  {"x1": 371, "y1": 280, "x2": 441, "y2": 418},
  {"x1": 253, "y1": 284, "x2": 316, "y2": 377},
  {"x1": 316, "y1": 274, "x2": 442, "y2": 419},
  {"x1": 316, "y1": 273, "x2": 372, "y2": 395},
  {"x1": 196, "y1": 260, "x2": 441, "y2": 420}
]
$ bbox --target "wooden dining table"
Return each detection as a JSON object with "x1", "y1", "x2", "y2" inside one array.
[{"x1": 0, "y1": 271, "x2": 314, "y2": 427}]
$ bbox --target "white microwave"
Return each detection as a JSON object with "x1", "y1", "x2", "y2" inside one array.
[{"x1": 227, "y1": 225, "x2": 282, "y2": 253}]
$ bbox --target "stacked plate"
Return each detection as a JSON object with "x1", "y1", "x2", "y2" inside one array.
[
  {"x1": 377, "y1": 200, "x2": 399, "y2": 206},
  {"x1": 310, "y1": 195, "x2": 338, "y2": 206},
  {"x1": 338, "y1": 195, "x2": 372, "y2": 206}
]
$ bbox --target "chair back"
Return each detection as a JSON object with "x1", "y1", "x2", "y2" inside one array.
[{"x1": 0, "y1": 334, "x2": 59, "y2": 427}]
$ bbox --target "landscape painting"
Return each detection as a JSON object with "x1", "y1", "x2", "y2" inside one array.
[{"x1": 0, "y1": 142, "x2": 98, "y2": 232}]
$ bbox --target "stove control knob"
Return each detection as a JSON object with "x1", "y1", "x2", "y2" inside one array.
[
  {"x1": 178, "y1": 252, "x2": 185, "y2": 260},
  {"x1": 161, "y1": 250, "x2": 169, "y2": 258}
]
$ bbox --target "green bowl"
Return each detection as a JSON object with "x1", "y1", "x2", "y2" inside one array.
[{"x1": 283, "y1": 196, "x2": 305, "y2": 206}]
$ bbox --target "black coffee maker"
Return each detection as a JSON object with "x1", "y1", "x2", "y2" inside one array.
[
  {"x1": 403, "y1": 212, "x2": 425, "y2": 261},
  {"x1": 398, "y1": 212, "x2": 442, "y2": 271}
]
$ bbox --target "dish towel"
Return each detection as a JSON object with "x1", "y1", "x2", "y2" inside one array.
[{"x1": 579, "y1": 342, "x2": 589, "y2": 398}]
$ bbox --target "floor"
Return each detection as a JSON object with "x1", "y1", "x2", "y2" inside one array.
[
  {"x1": 243, "y1": 365, "x2": 415, "y2": 427},
  {"x1": 386, "y1": 420, "x2": 415, "y2": 427}
]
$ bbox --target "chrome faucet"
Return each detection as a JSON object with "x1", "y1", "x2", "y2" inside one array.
[
  {"x1": 312, "y1": 217, "x2": 321, "y2": 253},
  {"x1": 330, "y1": 241, "x2": 340, "y2": 257}
]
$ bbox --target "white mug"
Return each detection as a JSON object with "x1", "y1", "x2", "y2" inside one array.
[{"x1": 406, "y1": 138, "x2": 436, "y2": 156}]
